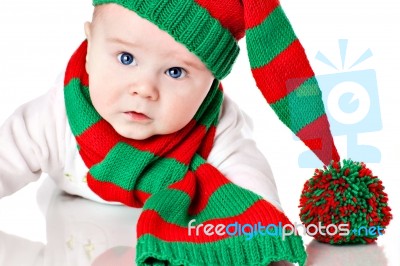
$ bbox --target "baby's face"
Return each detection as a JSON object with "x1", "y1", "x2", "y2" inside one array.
[{"x1": 84, "y1": 4, "x2": 214, "y2": 140}]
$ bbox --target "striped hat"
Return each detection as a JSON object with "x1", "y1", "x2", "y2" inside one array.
[
  {"x1": 93, "y1": 0, "x2": 338, "y2": 165},
  {"x1": 91, "y1": 0, "x2": 392, "y2": 244}
]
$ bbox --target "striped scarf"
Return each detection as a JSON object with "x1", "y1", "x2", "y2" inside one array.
[{"x1": 64, "y1": 41, "x2": 306, "y2": 265}]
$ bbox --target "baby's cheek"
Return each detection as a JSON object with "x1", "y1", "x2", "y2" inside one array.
[
  {"x1": 160, "y1": 111, "x2": 191, "y2": 134},
  {"x1": 91, "y1": 88, "x2": 114, "y2": 107},
  {"x1": 89, "y1": 91, "x2": 109, "y2": 117},
  {"x1": 179, "y1": 108, "x2": 197, "y2": 127}
]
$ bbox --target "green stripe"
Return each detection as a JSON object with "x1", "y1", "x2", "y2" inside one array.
[
  {"x1": 143, "y1": 189, "x2": 192, "y2": 227},
  {"x1": 90, "y1": 142, "x2": 187, "y2": 192},
  {"x1": 93, "y1": 0, "x2": 239, "y2": 79},
  {"x1": 270, "y1": 77, "x2": 325, "y2": 133},
  {"x1": 137, "y1": 233, "x2": 306, "y2": 266},
  {"x1": 193, "y1": 80, "x2": 222, "y2": 127},
  {"x1": 64, "y1": 78, "x2": 102, "y2": 136},
  {"x1": 188, "y1": 154, "x2": 205, "y2": 172},
  {"x1": 246, "y1": 5, "x2": 297, "y2": 69},
  {"x1": 143, "y1": 182, "x2": 261, "y2": 227},
  {"x1": 136, "y1": 157, "x2": 188, "y2": 194},
  {"x1": 193, "y1": 183, "x2": 261, "y2": 222}
]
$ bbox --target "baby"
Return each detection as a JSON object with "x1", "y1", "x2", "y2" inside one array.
[{"x1": 0, "y1": 0, "x2": 330, "y2": 265}]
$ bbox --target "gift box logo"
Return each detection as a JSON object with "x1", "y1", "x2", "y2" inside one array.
[{"x1": 295, "y1": 39, "x2": 382, "y2": 168}]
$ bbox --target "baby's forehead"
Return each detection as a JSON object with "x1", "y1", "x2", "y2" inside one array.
[
  {"x1": 91, "y1": 6, "x2": 105, "y2": 25},
  {"x1": 90, "y1": 5, "x2": 210, "y2": 73}
]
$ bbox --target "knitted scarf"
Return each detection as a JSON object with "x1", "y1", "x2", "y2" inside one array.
[{"x1": 64, "y1": 41, "x2": 307, "y2": 265}]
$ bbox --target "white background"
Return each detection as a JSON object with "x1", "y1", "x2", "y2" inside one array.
[{"x1": 0, "y1": 0, "x2": 399, "y2": 265}]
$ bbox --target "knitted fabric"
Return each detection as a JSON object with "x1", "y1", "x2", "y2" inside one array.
[
  {"x1": 64, "y1": 41, "x2": 307, "y2": 265},
  {"x1": 93, "y1": 0, "x2": 340, "y2": 165},
  {"x1": 84, "y1": 0, "x2": 392, "y2": 247}
]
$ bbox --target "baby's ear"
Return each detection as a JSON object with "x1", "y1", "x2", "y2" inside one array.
[
  {"x1": 84, "y1": 21, "x2": 92, "y2": 41},
  {"x1": 84, "y1": 22, "x2": 92, "y2": 73}
]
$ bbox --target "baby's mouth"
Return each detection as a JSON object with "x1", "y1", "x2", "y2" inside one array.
[{"x1": 124, "y1": 111, "x2": 150, "y2": 121}]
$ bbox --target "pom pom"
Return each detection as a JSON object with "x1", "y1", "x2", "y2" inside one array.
[{"x1": 299, "y1": 159, "x2": 392, "y2": 244}]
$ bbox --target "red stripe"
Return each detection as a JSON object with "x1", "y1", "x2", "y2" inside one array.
[
  {"x1": 251, "y1": 40, "x2": 315, "y2": 104},
  {"x1": 296, "y1": 115, "x2": 340, "y2": 165},
  {"x1": 197, "y1": 125, "x2": 216, "y2": 159},
  {"x1": 167, "y1": 164, "x2": 230, "y2": 216},
  {"x1": 64, "y1": 40, "x2": 89, "y2": 87},
  {"x1": 77, "y1": 119, "x2": 209, "y2": 167},
  {"x1": 194, "y1": 0, "x2": 245, "y2": 40},
  {"x1": 137, "y1": 200, "x2": 290, "y2": 242},
  {"x1": 243, "y1": 0, "x2": 279, "y2": 29},
  {"x1": 194, "y1": 83, "x2": 221, "y2": 159},
  {"x1": 125, "y1": 120, "x2": 207, "y2": 165},
  {"x1": 77, "y1": 119, "x2": 120, "y2": 166},
  {"x1": 218, "y1": 82, "x2": 224, "y2": 92},
  {"x1": 168, "y1": 171, "x2": 197, "y2": 199},
  {"x1": 188, "y1": 164, "x2": 231, "y2": 215},
  {"x1": 87, "y1": 173, "x2": 150, "y2": 207}
]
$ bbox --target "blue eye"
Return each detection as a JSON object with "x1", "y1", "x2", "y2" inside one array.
[
  {"x1": 118, "y1": 52, "x2": 136, "y2": 65},
  {"x1": 166, "y1": 67, "x2": 187, "y2": 79}
]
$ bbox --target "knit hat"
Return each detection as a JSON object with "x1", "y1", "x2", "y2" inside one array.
[{"x1": 91, "y1": 0, "x2": 392, "y2": 245}]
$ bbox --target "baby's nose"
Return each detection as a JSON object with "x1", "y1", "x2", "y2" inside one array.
[{"x1": 129, "y1": 77, "x2": 159, "y2": 101}]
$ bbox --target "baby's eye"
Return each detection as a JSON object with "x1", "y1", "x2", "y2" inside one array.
[
  {"x1": 166, "y1": 67, "x2": 187, "y2": 79},
  {"x1": 117, "y1": 52, "x2": 136, "y2": 66}
]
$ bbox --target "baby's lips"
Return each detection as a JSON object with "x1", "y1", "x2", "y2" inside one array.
[{"x1": 125, "y1": 111, "x2": 151, "y2": 121}]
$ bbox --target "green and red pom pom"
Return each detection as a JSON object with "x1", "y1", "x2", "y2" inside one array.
[{"x1": 299, "y1": 159, "x2": 392, "y2": 244}]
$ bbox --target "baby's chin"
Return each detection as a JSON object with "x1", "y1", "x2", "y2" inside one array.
[
  {"x1": 111, "y1": 121, "x2": 184, "y2": 140},
  {"x1": 112, "y1": 125, "x2": 153, "y2": 140},
  {"x1": 120, "y1": 131, "x2": 152, "y2": 140}
]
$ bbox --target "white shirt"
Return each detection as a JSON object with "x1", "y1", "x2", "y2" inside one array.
[{"x1": 0, "y1": 73, "x2": 282, "y2": 210}]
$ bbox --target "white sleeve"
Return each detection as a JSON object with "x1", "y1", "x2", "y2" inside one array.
[
  {"x1": 208, "y1": 95, "x2": 282, "y2": 211},
  {"x1": 0, "y1": 76, "x2": 66, "y2": 198}
]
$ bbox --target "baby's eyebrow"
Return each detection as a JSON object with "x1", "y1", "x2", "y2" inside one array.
[
  {"x1": 171, "y1": 51, "x2": 206, "y2": 71},
  {"x1": 106, "y1": 37, "x2": 137, "y2": 47},
  {"x1": 180, "y1": 58, "x2": 206, "y2": 71}
]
